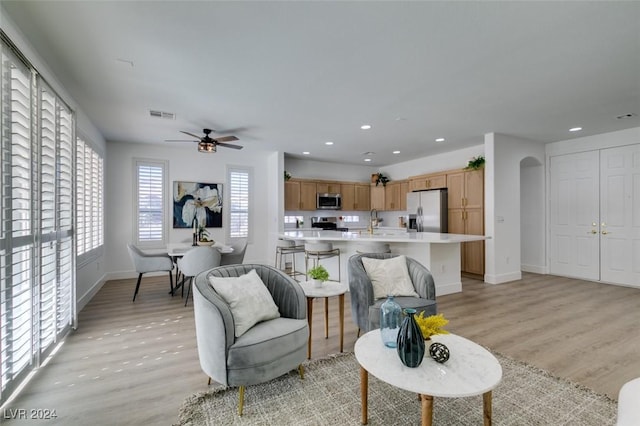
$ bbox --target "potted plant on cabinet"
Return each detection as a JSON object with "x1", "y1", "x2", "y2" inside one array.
[
  {"x1": 374, "y1": 172, "x2": 390, "y2": 187},
  {"x1": 307, "y1": 265, "x2": 329, "y2": 288}
]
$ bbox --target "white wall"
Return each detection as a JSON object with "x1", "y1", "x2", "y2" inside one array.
[
  {"x1": 284, "y1": 157, "x2": 375, "y2": 181},
  {"x1": 484, "y1": 133, "x2": 545, "y2": 284},
  {"x1": 2, "y1": 8, "x2": 108, "y2": 312},
  {"x1": 546, "y1": 127, "x2": 640, "y2": 156},
  {"x1": 383, "y1": 144, "x2": 485, "y2": 179},
  {"x1": 106, "y1": 141, "x2": 278, "y2": 279}
]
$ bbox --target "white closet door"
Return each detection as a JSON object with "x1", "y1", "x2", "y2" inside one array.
[
  {"x1": 549, "y1": 151, "x2": 600, "y2": 280},
  {"x1": 600, "y1": 144, "x2": 640, "y2": 287}
]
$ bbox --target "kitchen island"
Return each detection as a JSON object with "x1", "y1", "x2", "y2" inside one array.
[{"x1": 279, "y1": 229, "x2": 489, "y2": 295}]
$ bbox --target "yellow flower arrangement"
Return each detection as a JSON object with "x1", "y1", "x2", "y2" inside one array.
[{"x1": 415, "y1": 312, "x2": 450, "y2": 340}]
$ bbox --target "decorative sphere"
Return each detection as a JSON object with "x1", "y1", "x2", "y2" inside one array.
[{"x1": 429, "y1": 342, "x2": 450, "y2": 363}]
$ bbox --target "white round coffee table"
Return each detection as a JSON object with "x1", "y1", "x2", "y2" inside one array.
[
  {"x1": 298, "y1": 281, "x2": 348, "y2": 359},
  {"x1": 354, "y1": 330, "x2": 502, "y2": 426}
]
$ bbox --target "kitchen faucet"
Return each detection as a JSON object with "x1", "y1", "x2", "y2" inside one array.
[{"x1": 368, "y1": 209, "x2": 378, "y2": 234}]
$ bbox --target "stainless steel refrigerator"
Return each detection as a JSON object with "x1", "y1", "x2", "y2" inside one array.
[{"x1": 406, "y1": 189, "x2": 448, "y2": 232}]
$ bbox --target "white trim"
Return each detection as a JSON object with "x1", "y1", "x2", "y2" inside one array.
[
  {"x1": 521, "y1": 264, "x2": 548, "y2": 274},
  {"x1": 132, "y1": 158, "x2": 169, "y2": 248},
  {"x1": 484, "y1": 271, "x2": 522, "y2": 284},
  {"x1": 76, "y1": 273, "x2": 107, "y2": 313}
]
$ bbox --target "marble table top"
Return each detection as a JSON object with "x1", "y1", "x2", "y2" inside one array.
[
  {"x1": 166, "y1": 242, "x2": 233, "y2": 255},
  {"x1": 298, "y1": 281, "x2": 348, "y2": 298},
  {"x1": 354, "y1": 330, "x2": 502, "y2": 398}
]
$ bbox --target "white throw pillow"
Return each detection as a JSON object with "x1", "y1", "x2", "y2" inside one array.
[
  {"x1": 361, "y1": 255, "x2": 419, "y2": 300},
  {"x1": 208, "y1": 269, "x2": 281, "y2": 337}
]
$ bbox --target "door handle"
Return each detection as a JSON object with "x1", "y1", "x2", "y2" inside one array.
[
  {"x1": 601, "y1": 230, "x2": 610, "y2": 235},
  {"x1": 587, "y1": 230, "x2": 597, "y2": 234}
]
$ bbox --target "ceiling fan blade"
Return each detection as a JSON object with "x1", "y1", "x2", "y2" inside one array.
[
  {"x1": 165, "y1": 139, "x2": 198, "y2": 142},
  {"x1": 214, "y1": 135, "x2": 239, "y2": 142},
  {"x1": 180, "y1": 131, "x2": 203, "y2": 139},
  {"x1": 216, "y1": 142, "x2": 243, "y2": 150}
]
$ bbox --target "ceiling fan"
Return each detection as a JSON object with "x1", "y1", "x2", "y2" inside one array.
[{"x1": 166, "y1": 128, "x2": 242, "y2": 153}]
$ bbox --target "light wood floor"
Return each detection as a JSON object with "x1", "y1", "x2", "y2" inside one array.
[{"x1": 3, "y1": 272, "x2": 639, "y2": 425}]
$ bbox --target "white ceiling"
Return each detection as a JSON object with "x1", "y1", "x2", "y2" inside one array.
[{"x1": 3, "y1": 1, "x2": 639, "y2": 166}]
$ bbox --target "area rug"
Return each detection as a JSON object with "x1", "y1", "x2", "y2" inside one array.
[{"x1": 176, "y1": 352, "x2": 617, "y2": 425}]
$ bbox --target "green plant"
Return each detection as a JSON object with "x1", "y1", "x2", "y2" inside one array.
[
  {"x1": 465, "y1": 155, "x2": 485, "y2": 170},
  {"x1": 198, "y1": 225, "x2": 210, "y2": 241},
  {"x1": 284, "y1": 170, "x2": 292, "y2": 181},
  {"x1": 307, "y1": 265, "x2": 329, "y2": 281},
  {"x1": 375, "y1": 172, "x2": 390, "y2": 187}
]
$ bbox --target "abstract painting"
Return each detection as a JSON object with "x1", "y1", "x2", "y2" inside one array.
[{"x1": 173, "y1": 181, "x2": 223, "y2": 228}]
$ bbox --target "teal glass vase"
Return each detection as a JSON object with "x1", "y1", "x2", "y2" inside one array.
[
  {"x1": 396, "y1": 308, "x2": 425, "y2": 368},
  {"x1": 380, "y1": 296, "x2": 401, "y2": 348}
]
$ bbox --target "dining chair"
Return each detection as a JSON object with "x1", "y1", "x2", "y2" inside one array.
[
  {"x1": 127, "y1": 244, "x2": 174, "y2": 302},
  {"x1": 177, "y1": 246, "x2": 221, "y2": 306},
  {"x1": 219, "y1": 238, "x2": 248, "y2": 266}
]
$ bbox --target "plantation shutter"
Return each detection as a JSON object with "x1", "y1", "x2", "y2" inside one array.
[
  {"x1": 1, "y1": 34, "x2": 76, "y2": 405},
  {"x1": 76, "y1": 138, "x2": 104, "y2": 260},
  {"x1": 135, "y1": 160, "x2": 166, "y2": 245},
  {"x1": 1, "y1": 41, "x2": 36, "y2": 404},
  {"x1": 228, "y1": 167, "x2": 250, "y2": 239}
]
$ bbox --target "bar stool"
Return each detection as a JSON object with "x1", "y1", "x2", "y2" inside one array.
[
  {"x1": 355, "y1": 242, "x2": 391, "y2": 254},
  {"x1": 304, "y1": 242, "x2": 341, "y2": 282},
  {"x1": 275, "y1": 239, "x2": 305, "y2": 280}
]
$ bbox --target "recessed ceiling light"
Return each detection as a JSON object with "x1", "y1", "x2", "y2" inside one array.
[
  {"x1": 392, "y1": 150, "x2": 400, "y2": 154},
  {"x1": 569, "y1": 127, "x2": 582, "y2": 132},
  {"x1": 325, "y1": 141, "x2": 334, "y2": 145},
  {"x1": 360, "y1": 124, "x2": 372, "y2": 130},
  {"x1": 302, "y1": 151, "x2": 310, "y2": 155},
  {"x1": 364, "y1": 158, "x2": 372, "y2": 162},
  {"x1": 435, "y1": 138, "x2": 445, "y2": 142}
]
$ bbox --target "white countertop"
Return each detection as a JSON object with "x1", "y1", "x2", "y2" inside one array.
[{"x1": 280, "y1": 229, "x2": 489, "y2": 244}]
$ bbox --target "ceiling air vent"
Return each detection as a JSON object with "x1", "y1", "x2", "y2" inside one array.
[
  {"x1": 149, "y1": 110, "x2": 175, "y2": 120},
  {"x1": 616, "y1": 113, "x2": 637, "y2": 120}
]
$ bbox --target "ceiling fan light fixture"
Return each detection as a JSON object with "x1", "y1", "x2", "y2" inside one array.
[{"x1": 198, "y1": 141, "x2": 217, "y2": 153}]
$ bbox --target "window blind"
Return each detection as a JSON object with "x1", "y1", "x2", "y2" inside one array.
[
  {"x1": 228, "y1": 168, "x2": 251, "y2": 239},
  {"x1": 135, "y1": 160, "x2": 166, "y2": 244},
  {"x1": 76, "y1": 137, "x2": 104, "y2": 260},
  {"x1": 1, "y1": 35, "x2": 77, "y2": 405}
]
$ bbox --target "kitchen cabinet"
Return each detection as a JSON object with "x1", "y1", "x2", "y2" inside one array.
[
  {"x1": 285, "y1": 179, "x2": 318, "y2": 211},
  {"x1": 370, "y1": 184, "x2": 385, "y2": 210},
  {"x1": 399, "y1": 180, "x2": 409, "y2": 211},
  {"x1": 316, "y1": 182, "x2": 341, "y2": 194},
  {"x1": 284, "y1": 181, "x2": 300, "y2": 211},
  {"x1": 409, "y1": 173, "x2": 447, "y2": 192},
  {"x1": 343, "y1": 183, "x2": 370, "y2": 211},
  {"x1": 447, "y1": 169, "x2": 484, "y2": 276},
  {"x1": 384, "y1": 180, "x2": 408, "y2": 211}
]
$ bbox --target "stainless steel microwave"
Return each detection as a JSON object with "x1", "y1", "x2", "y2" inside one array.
[{"x1": 317, "y1": 193, "x2": 342, "y2": 210}]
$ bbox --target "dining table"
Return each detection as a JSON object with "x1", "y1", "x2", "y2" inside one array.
[{"x1": 165, "y1": 242, "x2": 234, "y2": 295}]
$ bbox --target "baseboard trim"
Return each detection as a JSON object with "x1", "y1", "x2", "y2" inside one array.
[
  {"x1": 77, "y1": 274, "x2": 107, "y2": 313},
  {"x1": 521, "y1": 264, "x2": 547, "y2": 274},
  {"x1": 484, "y1": 271, "x2": 522, "y2": 285},
  {"x1": 436, "y1": 281, "x2": 462, "y2": 296}
]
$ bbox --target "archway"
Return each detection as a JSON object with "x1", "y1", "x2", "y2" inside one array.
[{"x1": 520, "y1": 156, "x2": 545, "y2": 273}]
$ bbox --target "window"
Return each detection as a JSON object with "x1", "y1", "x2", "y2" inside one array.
[
  {"x1": 76, "y1": 137, "x2": 104, "y2": 262},
  {"x1": 134, "y1": 159, "x2": 167, "y2": 246},
  {"x1": 1, "y1": 34, "x2": 76, "y2": 405},
  {"x1": 228, "y1": 167, "x2": 251, "y2": 239}
]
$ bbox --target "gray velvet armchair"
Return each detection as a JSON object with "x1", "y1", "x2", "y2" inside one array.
[
  {"x1": 348, "y1": 253, "x2": 437, "y2": 333},
  {"x1": 193, "y1": 264, "x2": 308, "y2": 415}
]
